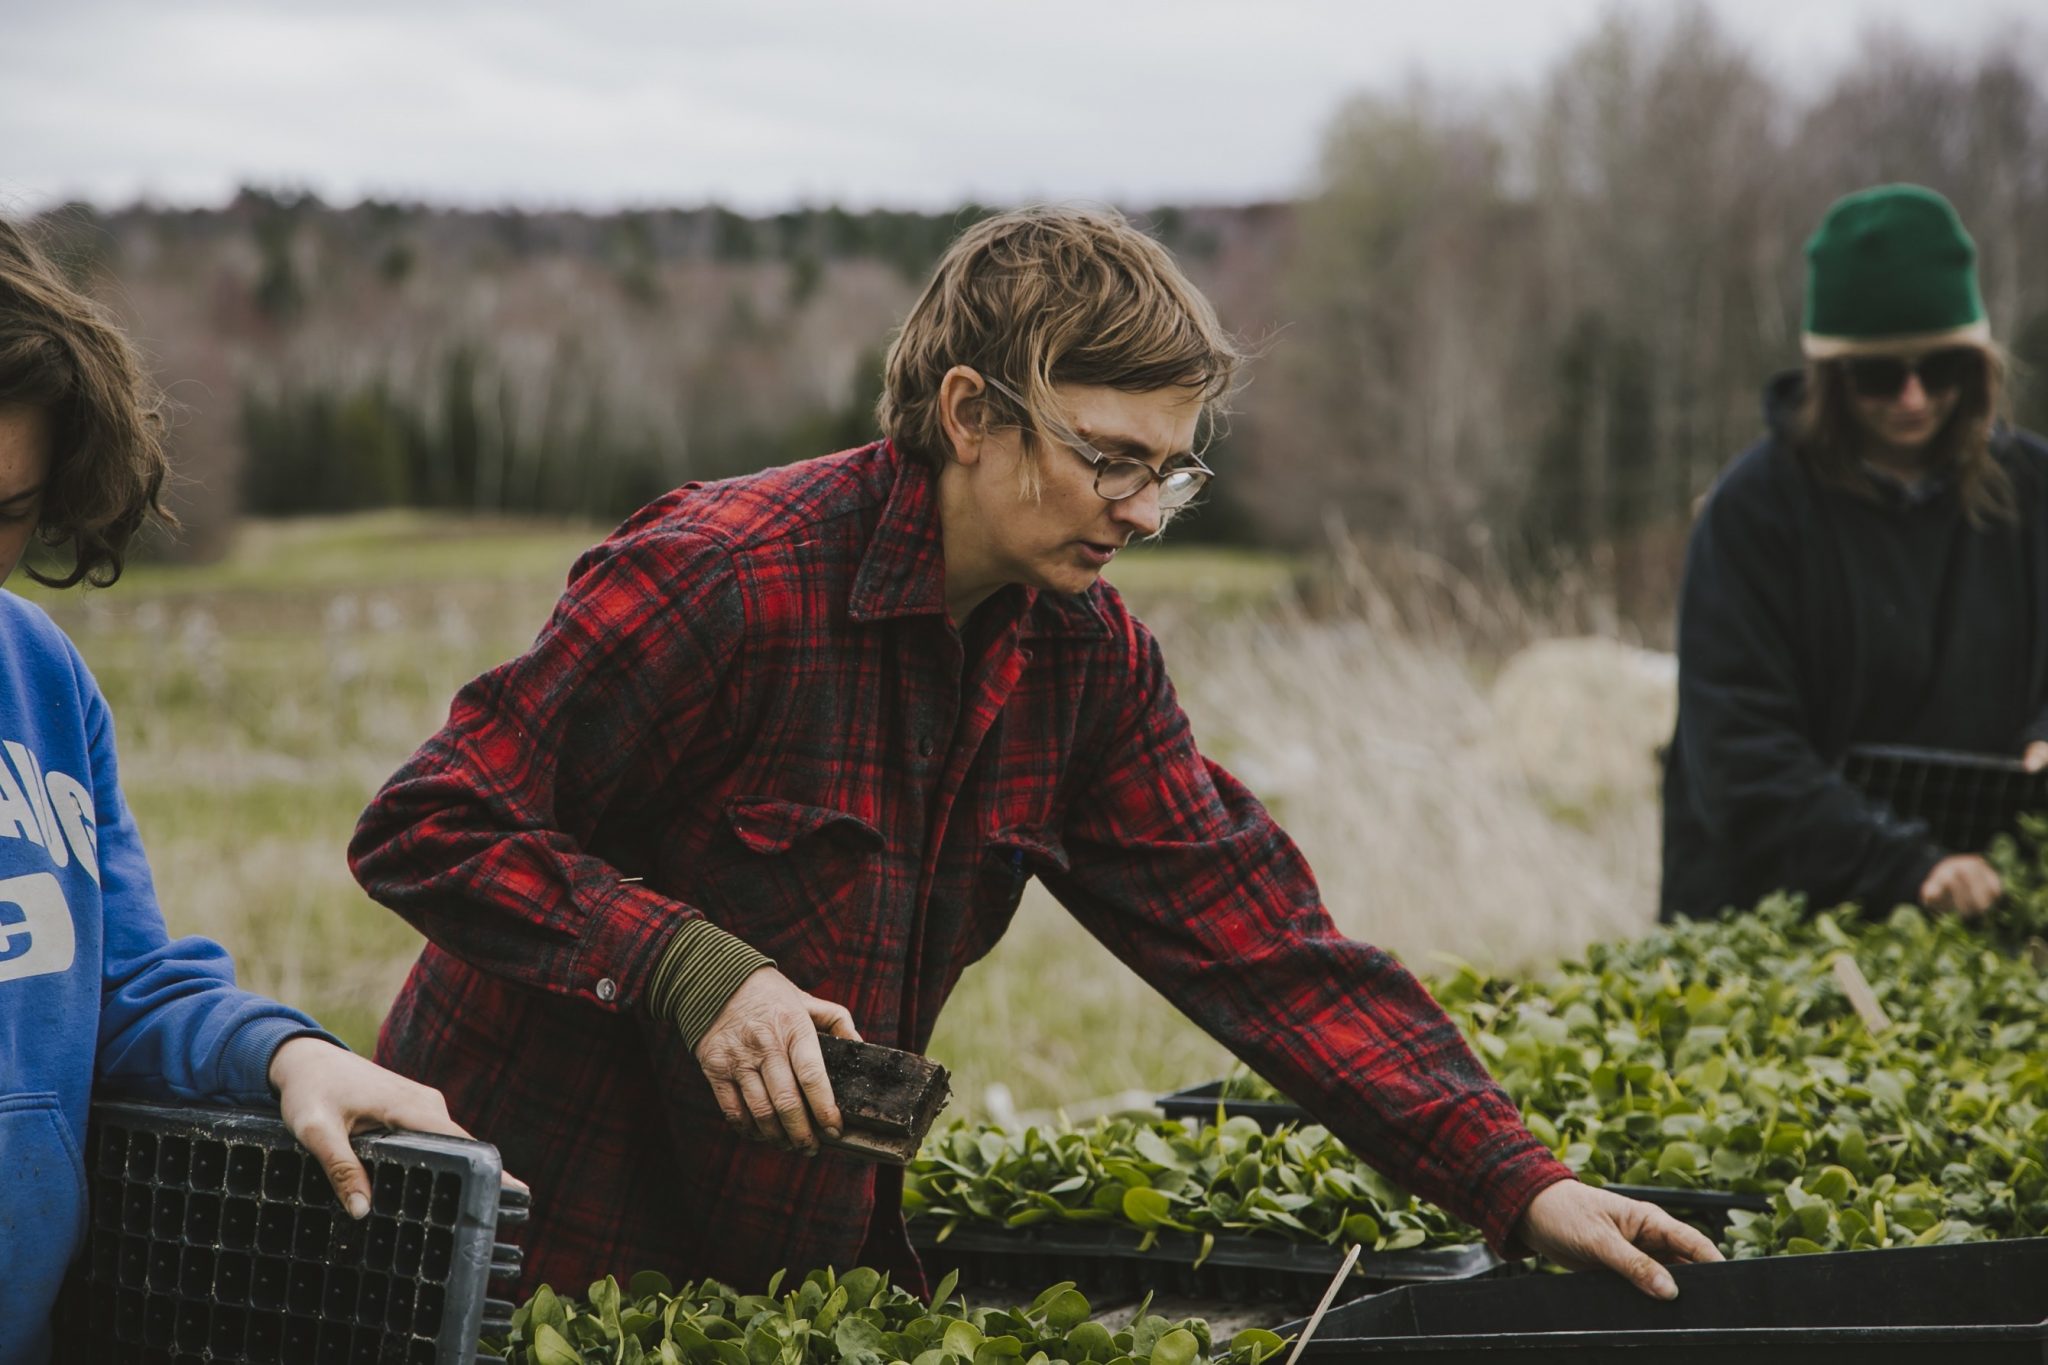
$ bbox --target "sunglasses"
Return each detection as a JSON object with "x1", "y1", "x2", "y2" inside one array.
[{"x1": 1839, "y1": 347, "x2": 1984, "y2": 400}]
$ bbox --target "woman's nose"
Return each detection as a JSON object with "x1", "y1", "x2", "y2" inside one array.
[
  {"x1": 1111, "y1": 482, "x2": 1163, "y2": 537},
  {"x1": 1896, "y1": 372, "x2": 1930, "y2": 410}
]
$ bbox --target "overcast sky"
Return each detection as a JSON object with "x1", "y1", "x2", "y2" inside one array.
[{"x1": 4, "y1": 0, "x2": 2039, "y2": 214}]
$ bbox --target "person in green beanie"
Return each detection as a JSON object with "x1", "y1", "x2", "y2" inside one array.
[{"x1": 1662, "y1": 184, "x2": 2048, "y2": 922}]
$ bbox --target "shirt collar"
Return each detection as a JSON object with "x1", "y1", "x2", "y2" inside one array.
[
  {"x1": 1860, "y1": 459, "x2": 1950, "y2": 508},
  {"x1": 847, "y1": 442, "x2": 1110, "y2": 640},
  {"x1": 848, "y1": 443, "x2": 950, "y2": 624}
]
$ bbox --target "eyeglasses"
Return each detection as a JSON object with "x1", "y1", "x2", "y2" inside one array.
[
  {"x1": 1840, "y1": 347, "x2": 1984, "y2": 400},
  {"x1": 979, "y1": 373, "x2": 1214, "y2": 510}
]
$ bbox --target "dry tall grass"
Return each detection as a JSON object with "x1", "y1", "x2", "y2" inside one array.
[
  {"x1": 931, "y1": 548, "x2": 1664, "y2": 1118},
  {"x1": 27, "y1": 516, "x2": 1664, "y2": 1118}
]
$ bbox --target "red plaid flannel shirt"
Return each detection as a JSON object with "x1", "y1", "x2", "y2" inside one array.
[{"x1": 351, "y1": 441, "x2": 1571, "y2": 1297}]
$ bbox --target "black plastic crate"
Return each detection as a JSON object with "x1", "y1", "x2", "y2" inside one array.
[
  {"x1": 1155, "y1": 1081, "x2": 1310, "y2": 1132},
  {"x1": 908, "y1": 1218, "x2": 1500, "y2": 1306},
  {"x1": 1842, "y1": 743, "x2": 2048, "y2": 854},
  {"x1": 55, "y1": 1100, "x2": 525, "y2": 1365},
  {"x1": 1598, "y1": 1184, "x2": 1770, "y2": 1233},
  {"x1": 1280, "y1": 1236, "x2": 2048, "y2": 1363}
]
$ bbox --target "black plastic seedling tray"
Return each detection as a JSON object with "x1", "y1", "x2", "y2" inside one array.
[
  {"x1": 1598, "y1": 1184, "x2": 1770, "y2": 1231},
  {"x1": 1597, "y1": 1185, "x2": 1768, "y2": 1215},
  {"x1": 1155, "y1": 1081, "x2": 1311, "y2": 1132},
  {"x1": 1280, "y1": 1236, "x2": 2048, "y2": 1364},
  {"x1": 54, "y1": 1099, "x2": 525, "y2": 1365},
  {"x1": 908, "y1": 1218, "x2": 1500, "y2": 1305},
  {"x1": 1158, "y1": 1084, "x2": 1772, "y2": 1231},
  {"x1": 1842, "y1": 743, "x2": 2048, "y2": 855}
]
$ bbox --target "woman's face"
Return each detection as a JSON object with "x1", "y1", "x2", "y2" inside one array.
[
  {"x1": 0, "y1": 405, "x2": 51, "y2": 587},
  {"x1": 1843, "y1": 357, "x2": 1965, "y2": 457},
  {"x1": 953, "y1": 382, "x2": 1204, "y2": 601}
]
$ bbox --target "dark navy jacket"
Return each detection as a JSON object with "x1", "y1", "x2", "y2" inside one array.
[{"x1": 1661, "y1": 373, "x2": 2048, "y2": 920}]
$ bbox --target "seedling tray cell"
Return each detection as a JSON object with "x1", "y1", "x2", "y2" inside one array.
[
  {"x1": 55, "y1": 1099, "x2": 522, "y2": 1365},
  {"x1": 1842, "y1": 743, "x2": 2048, "y2": 855},
  {"x1": 1155, "y1": 1082, "x2": 1309, "y2": 1132},
  {"x1": 1279, "y1": 1236, "x2": 2048, "y2": 1364},
  {"x1": 908, "y1": 1218, "x2": 1499, "y2": 1306}
]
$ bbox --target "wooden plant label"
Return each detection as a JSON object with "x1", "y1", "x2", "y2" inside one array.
[{"x1": 1830, "y1": 952, "x2": 1893, "y2": 1034}]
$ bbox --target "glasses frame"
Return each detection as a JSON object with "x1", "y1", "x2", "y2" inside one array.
[
  {"x1": 1838, "y1": 347, "x2": 1985, "y2": 401},
  {"x1": 977, "y1": 373, "x2": 1214, "y2": 509}
]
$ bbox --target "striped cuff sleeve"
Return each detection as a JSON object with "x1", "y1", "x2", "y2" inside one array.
[{"x1": 644, "y1": 919, "x2": 775, "y2": 1050}]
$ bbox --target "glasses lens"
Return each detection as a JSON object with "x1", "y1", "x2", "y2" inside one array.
[
  {"x1": 1916, "y1": 347, "x2": 1982, "y2": 392},
  {"x1": 1096, "y1": 459, "x2": 1154, "y2": 500},
  {"x1": 1844, "y1": 357, "x2": 1909, "y2": 398},
  {"x1": 1158, "y1": 468, "x2": 1209, "y2": 509}
]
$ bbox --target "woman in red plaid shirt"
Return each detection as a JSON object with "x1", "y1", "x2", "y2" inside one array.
[{"x1": 351, "y1": 207, "x2": 1716, "y2": 1301}]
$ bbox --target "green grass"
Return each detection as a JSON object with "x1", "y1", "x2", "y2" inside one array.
[
  {"x1": 27, "y1": 512, "x2": 1299, "y2": 607},
  {"x1": 1101, "y1": 541, "x2": 1300, "y2": 619},
  {"x1": 36, "y1": 509, "x2": 603, "y2": 598}
]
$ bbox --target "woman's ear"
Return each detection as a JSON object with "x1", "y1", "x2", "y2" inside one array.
[{"x1": 937, "y1": 366, "x2": 989, "y2": 467}]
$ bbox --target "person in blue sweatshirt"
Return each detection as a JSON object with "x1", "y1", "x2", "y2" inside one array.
[{"x1": 0, "y1": 218, "x2": 480, "y2": 1362}]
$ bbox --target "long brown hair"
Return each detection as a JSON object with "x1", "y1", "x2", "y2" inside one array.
[
  {"x1": 0, "y1": 216, "x2": 175, "y2": 587},
  {"x1": 1792, "y1": 347, "x2": 2016, "y2": 526}
]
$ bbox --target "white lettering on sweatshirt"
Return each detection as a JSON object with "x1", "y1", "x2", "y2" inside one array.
[
  {"x1": 0, "y1": 871, "x2": 75, "y2": 981},
  {"x1": 0, "y1": 735, "x2": 102, "y2": 982}
]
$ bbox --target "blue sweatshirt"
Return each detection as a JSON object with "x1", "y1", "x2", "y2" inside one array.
[{"x1": 0, "y1": 591, "x2": 327, "y2": 1365}]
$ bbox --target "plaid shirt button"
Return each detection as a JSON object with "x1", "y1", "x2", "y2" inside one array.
[
  {"x1": 595, "y1": 977, "x2": 617, "y2": 1002},
  {"x1": 917, "y1": 735, "x2": 934, "y2": 757}
]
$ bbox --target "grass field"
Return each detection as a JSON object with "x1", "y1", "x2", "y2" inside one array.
[{"x1": 23, "y1": 513, "x2": 1658, "y2": 1118}]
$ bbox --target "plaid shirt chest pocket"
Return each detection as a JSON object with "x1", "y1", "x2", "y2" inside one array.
[
  {"x1": 962, "y1": 826, "x2": 1068, "y2": 965},
  {"x1": 693, "y1": 796, "x2": 885, "y2": 985}
]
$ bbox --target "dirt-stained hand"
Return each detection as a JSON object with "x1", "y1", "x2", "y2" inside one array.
[
  {"x1": 1921, "y1": 854, "x2": 2002, "y2": 920},
  {"x1": 1513, "y1": 1180, "x2": 1723, "y2": 1300},
  {"x1": 269, "y1": 1036, "x2": 513, "y2": 1219},
  {"x1": 695, "y1": 966, "x2": 861, "y2": 1154}
]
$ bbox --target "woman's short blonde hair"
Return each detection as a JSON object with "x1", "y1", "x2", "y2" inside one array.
[{"x1": 877, "y1": 206, "x2": 1243, "y2": 472}]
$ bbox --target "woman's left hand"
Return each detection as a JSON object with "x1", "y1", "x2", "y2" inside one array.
[
  {"x1": 1511, "y1": 1180, "x2": 1724, "y2": 1299},
  {"x1": 269, "y1": 1036, "x2": 484, "y2": 1218},
  {"x1": 2025, "y1": 741, "x2": 2048, "y2": 773}
]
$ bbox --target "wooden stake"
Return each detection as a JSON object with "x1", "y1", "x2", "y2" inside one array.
[
  {"x1": 1281, "y1": 1242, "x2": 1364, "y2": 1365},
  {"x1": 1830, "y1": 953, "x2": 1893, "y2": 1033}
]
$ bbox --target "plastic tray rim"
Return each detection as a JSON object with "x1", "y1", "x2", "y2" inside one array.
[{"x1": 908, "y1": 1215, "x2": 1498, "y2": 1282}]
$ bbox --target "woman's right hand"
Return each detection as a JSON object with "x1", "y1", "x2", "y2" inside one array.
[
  {"x1": 1921, "y1": 854, "x2": 2002, "y2": 919},
  {"x1": 694, "y1": 967, "x2": 860, "y2": 1154}
]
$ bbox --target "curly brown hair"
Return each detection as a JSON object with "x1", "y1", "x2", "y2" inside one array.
[{"x1": 0, "y1": 216, "x2": 174, "y2": 587}]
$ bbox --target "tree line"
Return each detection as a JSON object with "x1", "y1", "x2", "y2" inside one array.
[
  {"x1": 28, "y1": 6, "x2": 2048, "y2": 618},
  {"x1": 1262, "y1": 8, "x2": 2048, "y2": 618}
]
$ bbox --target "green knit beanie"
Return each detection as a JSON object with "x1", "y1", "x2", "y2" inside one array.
[{"x1": 1802, "y1": 184, "x2": 1991, "y2": 359}]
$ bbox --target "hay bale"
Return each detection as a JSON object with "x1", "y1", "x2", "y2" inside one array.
[{"x1": 1489, "y1": 638, "x2": 1676, "y2": 816}]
